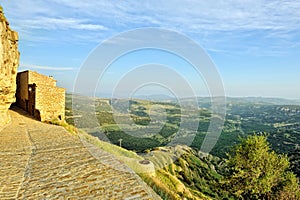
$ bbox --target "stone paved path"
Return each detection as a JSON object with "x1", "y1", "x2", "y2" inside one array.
[{"x1": 0, "y1": 108, "x2": 160, "y2": 200}]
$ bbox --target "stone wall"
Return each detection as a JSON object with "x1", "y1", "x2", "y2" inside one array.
[
  {"x1": 28, "y1": 70, "x2": 56, "y2": 87},
  {"x1": 35, "y1": 85, "x2": 65, "y2": 121},
  {"x1": 16, "y1": 70, "x2": 65, "y2": 122},
  {"x1": 0, "y1": 7, "x2": 20, "y2": 127}
]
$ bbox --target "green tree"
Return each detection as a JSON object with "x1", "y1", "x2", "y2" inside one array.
[{"x1": 223, "y1": 135, "x2": 299, "y2": 199}]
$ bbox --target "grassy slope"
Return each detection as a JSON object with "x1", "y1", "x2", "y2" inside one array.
[
  {"x1": 80, "y1": 130, "x2": 226, "y2": 199},
  {"x1": 55, "y1": 117, "x2": 226, "y2": 199},
  {"x1": 141, "y1": 146, "x2": 229, "y2": 200}
]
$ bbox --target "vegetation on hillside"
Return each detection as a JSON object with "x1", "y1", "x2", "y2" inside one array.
[
  {"x1": 223, "y1": 135, "x2": 300, "y2": 199},
  {"x1": 66, "y1": 94, "x2": 300, "y2": 176},
  {"x1": 64, "y1": 94, "x2": 300, "y2": 199},
  {"x1": 140, "y1": 146, "x2": 229, "y2": 199}
]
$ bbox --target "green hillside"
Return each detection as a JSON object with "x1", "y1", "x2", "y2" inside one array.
[
  {"x1": 65, "y1": 94, "x2": 300, "y2": 177},
  {"x1": 65, "y1": 94, "x2": 300, "y2": 199}
]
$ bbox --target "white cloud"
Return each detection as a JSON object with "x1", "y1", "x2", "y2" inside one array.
[
  {"x1": 2, "y1": 0, "x2": 300, "y2": 53},
  {"x1": 5, "y1": 0, "x2": 300, "y2": 32},
  {"x1": 19, "y1": 63, "x2": 75, "y2": 71},
  {"x1": 21, "y1": 17, "x2": 108, "y2": 31}
]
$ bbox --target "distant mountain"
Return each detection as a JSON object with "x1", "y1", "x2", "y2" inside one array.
[
  {"x1": 180, "y1": 96, "x2": 300, "y2": 107},
  {"x1": 132, "y1": 94, "x2": 177, "y2": 101},
  {"x1": 69, "y1": 92, "x2": 300, "y2": 106},
  {"x1": 226, "y1": 96, "x2": 300, "y2": 105}
]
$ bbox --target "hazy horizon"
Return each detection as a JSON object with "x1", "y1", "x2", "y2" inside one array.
[{"x1": 70, "y1": 91, "x2": 300, "y2": 102}]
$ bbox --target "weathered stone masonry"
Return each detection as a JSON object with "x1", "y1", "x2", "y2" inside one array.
[
  {"x1": 0, "y1": 7, "x2": 20, "y2": 126},
  {"x1": 16, "y1": 70, "x2": 65, "y2": 122}
]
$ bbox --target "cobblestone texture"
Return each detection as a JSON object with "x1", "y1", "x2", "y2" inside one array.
[{"x1": 0, "y1": 108, "x2": 160, "y2": 200}]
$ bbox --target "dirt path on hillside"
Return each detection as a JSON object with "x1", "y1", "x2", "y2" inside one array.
[{"x1": 0, "y1": 107, "x2": 159, "y2": 200}]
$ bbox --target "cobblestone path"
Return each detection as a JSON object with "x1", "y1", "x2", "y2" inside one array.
[{"x1": 0, "y1": 108, "x2": 160, "y2": 200}]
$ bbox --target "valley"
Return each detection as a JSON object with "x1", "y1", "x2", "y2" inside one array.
[
  {"x1": 65, "y1": 94, "x2": 300, "y2": 199},
  {"x1": 66, "y1": 95, "x2": 300, "y2": 163}
]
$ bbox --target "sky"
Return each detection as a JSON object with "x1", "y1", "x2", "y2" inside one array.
[{"x1": 1, "y1": 0, "x2": 300, "y2": 99}]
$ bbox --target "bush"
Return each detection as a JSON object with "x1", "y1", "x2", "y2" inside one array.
[{"x1": 223, "y1": 135, "x2": 300, "y2": 199}]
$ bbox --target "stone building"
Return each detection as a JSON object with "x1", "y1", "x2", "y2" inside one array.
[{"x1": 16, "y1": 70, "x2": 65, "y2": 122}]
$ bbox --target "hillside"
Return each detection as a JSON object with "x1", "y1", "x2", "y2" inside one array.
[
  {"x1": 140, "y1": 146, "x2": 228, "y2": 199},
  {"x1": 66, "y1": 94, "x2": 300, "y2": 179},
  {"x1": 80, "y1": 129, "x2": 229, "y2": 199},
  {"x1": 66, "y1": 94, "x2": 230, "y2": 199}
]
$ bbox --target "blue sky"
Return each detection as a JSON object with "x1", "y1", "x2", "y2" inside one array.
[{"x1": 1, "y1": 0, "x2": 300, "y2": 98}]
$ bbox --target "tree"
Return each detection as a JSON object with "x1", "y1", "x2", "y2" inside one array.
[{"x1": 223, "y1": 135, "x2": 300, "y2": 199}]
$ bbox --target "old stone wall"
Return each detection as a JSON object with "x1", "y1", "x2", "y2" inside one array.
[
  {"x1": 0, "y1": 7, "x2": 20, "y2": 127},
  {"x1": 28, "y1": 70, "x2": 56, "y2": 87},
  {"x1": 35, "y1": 85, "x2": 65, "y2": 121},
  {"x1": 16, "y1": 70, "x2": 65, "y2": 122}
]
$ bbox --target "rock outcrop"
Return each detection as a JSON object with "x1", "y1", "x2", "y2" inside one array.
[{"x1": 0, "y1": 6, "x2": 20, "y2": 127}]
